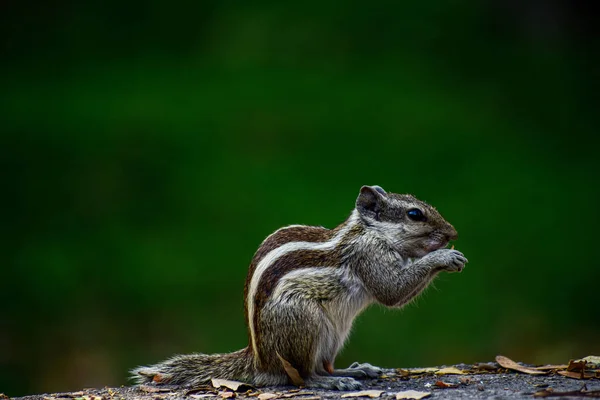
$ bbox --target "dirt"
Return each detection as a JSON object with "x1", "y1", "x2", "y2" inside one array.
[{"x1": 8, "y1": 363, "x2": 600, "y2": 400}]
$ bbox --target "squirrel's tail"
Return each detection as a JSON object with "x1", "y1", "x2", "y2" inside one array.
[{"x1": 131, "y1": 348, "x2": 254, "y2": 387}]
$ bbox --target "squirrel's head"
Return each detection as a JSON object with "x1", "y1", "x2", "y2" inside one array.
[{"x1": 355, "y1": 185, "x2": 458, "y2": 258}]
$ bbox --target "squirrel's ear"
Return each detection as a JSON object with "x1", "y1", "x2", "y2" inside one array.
[
  {"x1": 356, "y1": 185, "x2": 386, "y2": 218},
  {"x1": 371, "y1": 185, "x2": 387, "y2": 195}
]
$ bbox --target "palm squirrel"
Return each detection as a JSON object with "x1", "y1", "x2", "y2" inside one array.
[{"x1": 132, "y1": 185, "x2": 467, "y2": 390}]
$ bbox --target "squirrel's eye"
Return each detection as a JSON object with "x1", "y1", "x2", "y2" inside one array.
[{"x1": 407, "y1": 208, "x2": 426, "y2": 222}]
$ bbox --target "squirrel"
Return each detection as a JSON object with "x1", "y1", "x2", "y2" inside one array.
[{"x1": 131, "y1": 185, "x2": 468, "y2": 390}]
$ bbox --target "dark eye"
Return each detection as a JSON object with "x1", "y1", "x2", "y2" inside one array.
[{"x1": 407, "y1": 208, "x2": 426, "y2": 222}]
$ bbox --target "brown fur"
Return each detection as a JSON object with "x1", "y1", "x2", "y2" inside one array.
[{"x1": 244, "y1": 225, "x2": 339, "y2": 350}]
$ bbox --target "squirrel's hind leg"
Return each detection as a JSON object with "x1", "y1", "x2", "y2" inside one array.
[{"x1": 260, "y1": 296, "x2": 363, "y2": 390}]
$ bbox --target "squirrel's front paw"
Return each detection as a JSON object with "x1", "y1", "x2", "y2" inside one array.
[{"x1": 425, "y1": 249, "x2": 468, "y2": 272}]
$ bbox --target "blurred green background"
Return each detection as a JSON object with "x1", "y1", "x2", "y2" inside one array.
[{"x1": 1, "y1": 0, "x2": 598, "y2": 396}]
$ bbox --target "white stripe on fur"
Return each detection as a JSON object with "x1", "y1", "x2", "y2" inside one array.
[{"x1": 247, "y1": 210, "x2": 358, "y2": 358}]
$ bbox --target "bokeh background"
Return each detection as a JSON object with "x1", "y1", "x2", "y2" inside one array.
[{"x1": 1, "y1": 0, "x2": 598, "y2": 396}]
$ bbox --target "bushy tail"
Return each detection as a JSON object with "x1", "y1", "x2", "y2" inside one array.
[{"x1": 131, "y1": 348, "x2": 254, "y2": 387}]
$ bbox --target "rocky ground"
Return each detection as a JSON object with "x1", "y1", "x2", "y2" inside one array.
[{"x1": 8, "y1": 358, "x2": 600, "y2": 400}]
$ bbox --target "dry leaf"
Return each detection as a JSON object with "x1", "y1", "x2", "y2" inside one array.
[
  {"x1": 409, "y1": 368, "x2": 439, "y2": 374},
  {"x1": 568, "y1": 359, "x2": 587, "y2": 372},
  {"x1": 459, "y1": 377, "x2": 472, "y2": 385},
  {"x1": 395, "y1": 390, "x2": 431, "y2": 400},
  {"x1": 557, "y1": 370, "x2": 595, "y2": 380},
  {"x1": 219, "y1": 392, "x2": 235, "y2": 399},
  {"x1": 276, "y1": 353, "x2": 305, "y2": 386},
  {"x1": 341, "y1": 390, "x2": 384, "y2": 398},
  {"x1": 576, "y1": 356, "x2": 600, "y2": 368},
  {"x1": 258, "y1": 394, "x2": 279, "y2": 400},
  {"x1": 434, "y1": 380, "x2": 457, "y2": 388},
  {"x1": 495, "y1": 355, "x2": 547, "y2": 375},
  {"x1": 280, "y1": 392, "x2": 315, "y2": 398},
  {"x1": 435, "y1": 367, "x2": 466, "y2": 375},
  {"x1": 534, "y1": 365, "x2": 568, "y2": 371},
  {"x1": 396, "y1": 369, "x2": 410, "y2": 377},
  {"x1": 211, "y1": 379, "x2": 254, "y2": 392}
]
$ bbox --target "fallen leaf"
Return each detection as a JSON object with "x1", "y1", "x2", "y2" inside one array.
[
  {"x1": 459, "y1": 377, "x2": 472, "y2": 385},
  {"x1": 258, "y1": 394, "x2": 278, "y2": 400},
  {"x1": 434, "y1": 381, "x2": 457, "y2": 388},
  {"x1": 409, "y1": 368, "x2": 439, "y2": 374},
  {"x1": 396, "y1": 369, "x2": 410, "y2": 377},
  {"x1": 395, "y1": 390, "x2": 431, "y2": 400},
  {"x1": 557, "y1": 370, "x2": 595, "y2": 380},
  {"x1": 211, "y1": 379, "x2": 254, "y2": 392},
  {"x1": 495, "y1": 355, "x2": 547, "y2": 375},
  {"x1": 534, "y1": 365, "x2": 568, "y2": 371},
  {"x1": 568, "y1": 360, "x2": 588, "y2": 372},
  {"x1": 341, "y1": 390, "x2": 384, "y2": 398},
  {"x1": 576, "y1": 356, "x2": 600, "y2": 368},
  {"x1": 435, "y1": 367, "x2": 466, "y2": 375},
  {"x1": 276, "y1": 353, "x2": 305, "y2": 386},
  {"x1": 219, "y1": 392, "x2": 235, "y2": 399},
  {"x1": 280, "y1": 392, "x2": 315, "y2": 398}
]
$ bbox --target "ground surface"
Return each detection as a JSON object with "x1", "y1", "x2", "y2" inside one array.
[{"x1": 8, "y1": 361, "x2": 600, "y2": 400}]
